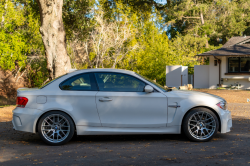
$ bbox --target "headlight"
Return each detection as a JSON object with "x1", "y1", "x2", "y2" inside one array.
[{"x1": 216, "y1": 101, "x2": 227, "y2": 110}]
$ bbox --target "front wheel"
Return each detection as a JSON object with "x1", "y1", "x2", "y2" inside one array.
[
  {"x1": 38, "y1": 111, "x2": 75, "y2": 145},
  {"x1": 182, "y1": 108, "x2": 219, "y2": 142}
]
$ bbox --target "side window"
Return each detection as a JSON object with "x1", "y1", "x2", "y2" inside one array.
[
  {"x1": 60, "y1": 73, "x2": 97, "y2": 91},
  {"x1": 94, "y1": 73, "x2": 146, "y2": 92}
]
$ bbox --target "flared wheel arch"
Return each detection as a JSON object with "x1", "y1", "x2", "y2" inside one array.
[
  {"x1": 35, "y1": 110, "x2": 76, "y2": 134},
  {"x1": 181, "y1": 106, "x2": 221, "y2": 132}
]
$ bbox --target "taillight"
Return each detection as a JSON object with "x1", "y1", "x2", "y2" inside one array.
[{"x1": 16, "y1": 97, "x2": 28, "y2": 108}]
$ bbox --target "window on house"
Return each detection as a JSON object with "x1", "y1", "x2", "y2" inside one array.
[
  {"x1": 240, "y1": 58, "x2": 250, "y2": 72},
  {"x1": 228, "y1": 57, "x2": 250, "y2": 72},
  {"x1": 228, "y1": 58, "x2": 240, "y2": 72}
]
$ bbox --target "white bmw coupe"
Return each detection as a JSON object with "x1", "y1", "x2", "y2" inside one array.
[{"x1": 12, "y1": 69, "x2": 232, "y2": 145}]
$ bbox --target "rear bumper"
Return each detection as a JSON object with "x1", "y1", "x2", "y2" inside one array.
[
  {"x1": 12, "y1": 107, "x2": 41, "y2": 133},
  {"x1": 220, "y1": 109, "x2": 232, "y2": 133}
]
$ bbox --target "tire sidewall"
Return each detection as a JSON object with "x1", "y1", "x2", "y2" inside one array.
[
  {"x1": 38, "y1": 111, "x2": 75, "y2": 146},
  {"x1": 182, "y1": 108, "x2": 219, "y2": 142}
]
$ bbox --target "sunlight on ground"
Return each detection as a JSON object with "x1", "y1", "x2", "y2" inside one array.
[
  {"x1": 194, "y1": 89, "x2": 250, "y2": 103},
  {"x1": 0, "y1": 106, "x2": 15, "y2": 122}
]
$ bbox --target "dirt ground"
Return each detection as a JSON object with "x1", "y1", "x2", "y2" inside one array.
[
  {"x1": 193, "y1": 89, "x2": 250, "y2": 103},
  {"x1": 0, "y1": 106, "x2": 15, "y2": 122}
]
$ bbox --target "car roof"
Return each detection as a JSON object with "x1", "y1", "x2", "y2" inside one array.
[{"x1": 69, "y1": 68, "x2": 136, "y2": 75}]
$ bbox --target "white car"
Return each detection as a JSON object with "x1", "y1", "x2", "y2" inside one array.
[{"x1": 12, "y1": 69, "x2": 232, "y2": 145}]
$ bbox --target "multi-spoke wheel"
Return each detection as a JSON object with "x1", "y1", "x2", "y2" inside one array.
[
  {"x1": 182, "y1": 108, "x2": 219, "y2": 142},
  {"x1": 38, "y1": 111, "x2": 75, "y2": 145}
]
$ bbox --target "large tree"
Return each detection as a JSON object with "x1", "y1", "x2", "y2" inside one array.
[
  {"x1": 164, "y1": 0, "x2": 250, "y2": 45},
  {"x1": 36, "y1": 0, "x2": 71, "y2": 80}
]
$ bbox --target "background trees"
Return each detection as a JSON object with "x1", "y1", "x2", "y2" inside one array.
[
  {"x1": 164, "y1": 0, "x2": 250, "y2": 45},
  {"x1": 0, "y1": 0, "x2": 250, "y2": 90},
  {"x1": 0, "y1": 0, "x2": 27, "y2": 71}
]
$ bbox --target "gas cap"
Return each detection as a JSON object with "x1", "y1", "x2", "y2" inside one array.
[{"x1": 36, "y1": 96, "x2": 47, "y2": 104}]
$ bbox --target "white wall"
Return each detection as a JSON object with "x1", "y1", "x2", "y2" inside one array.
[
  {"x1": 194, "y1": 65, "x2": 209, "y2": 88},
  {"x1": 166, "y1": 66, "x2": 182, "y2": 88},
  {"x1": 221, "y1": 56, "x2": 227, "y2": 76},
  {"x1": 166, "y1": 65, "x2": 188, "y2": 88},
  {"x1": 182, "y1": 66, "x2": 188, "y2": 85},
  {"x1": 208, "y1": 56, "x2": 219, "y2": 89}
]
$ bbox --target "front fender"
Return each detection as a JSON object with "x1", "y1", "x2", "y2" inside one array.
[{"x1": 167, "y1": 97, "x2": 222, "y2": 127}]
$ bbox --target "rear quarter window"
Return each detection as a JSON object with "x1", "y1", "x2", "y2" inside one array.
[{"x1": 59, "y1": 73, "x2": 98, "y2": 91}]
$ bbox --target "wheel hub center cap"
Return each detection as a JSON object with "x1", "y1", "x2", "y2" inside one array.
[
  {"x1": 197, "y1": 122, "x2": 205, "y2": 129},
  {"x1": 54, "y1": 125, "x2": 59, "y2": 131}
]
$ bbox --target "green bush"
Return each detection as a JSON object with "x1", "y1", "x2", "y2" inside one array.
[{"x1": 27, "y1": 57, "x2": 49, "y2": 88}]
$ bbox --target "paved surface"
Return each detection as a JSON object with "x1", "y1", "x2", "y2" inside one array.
[{"x1": 0, "y1": 104, "x2": 250, "y2": 166}]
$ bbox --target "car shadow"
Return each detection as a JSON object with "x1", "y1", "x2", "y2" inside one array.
[{"x1": 0, "y1": 122, "x2": 186, "y2": 145}]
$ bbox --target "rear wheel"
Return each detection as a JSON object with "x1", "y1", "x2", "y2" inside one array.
[
  {"x1": 182, "y1": 108, "x2": 219, "y2": 142},
  {"x1": 38, "y1": 111, "x2": 75, "y2": 145}
]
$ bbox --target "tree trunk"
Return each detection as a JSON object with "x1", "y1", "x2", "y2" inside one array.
[
  {"x1": 200, "y1": 12, "x2": 209, "y2": 48},
  {"x1": 36, "y1": 0, "x2": 71, "y2": 79}
]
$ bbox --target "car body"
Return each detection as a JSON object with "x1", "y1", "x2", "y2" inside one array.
[{"x1": 12, "y1": 69, "x2": 232, "y2": 145}]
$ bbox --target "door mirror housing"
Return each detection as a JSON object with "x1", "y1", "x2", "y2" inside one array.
[{"x1": 144, "y1": 85, "x2": 154, "y2": 93}]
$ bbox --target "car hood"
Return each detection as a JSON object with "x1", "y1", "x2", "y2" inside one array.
[{"x1": 166, "y1": 90, "x2": 225, "y2": 101}]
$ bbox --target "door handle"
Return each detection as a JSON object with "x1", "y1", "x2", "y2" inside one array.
[{"x1": 99, "y1": 97, "x2": 112, "y2": 102}]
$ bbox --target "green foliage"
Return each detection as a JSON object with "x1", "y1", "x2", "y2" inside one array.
[
  {"x1": 23, "y1": 1, "x2": 44, "y2": 56},
  {"x1": 0, "y1": 0, "x2": 47, "y2": 88},
  {"x1": 2, "y1": 0, "x2": 250, "y2": 89},
  {"x1": 0, "y1": 0, "x2": 44, "y2": 71},
  {"x1": 124, "y1": 21, "x2": 169, "y2": 86},
  {"x1": 217, "y1": 87, "x2": 226, "y2": 90},
  {"x1": 63, "y1": 0, "x2": 95, "y2": 41},
  {"x1": 0, "y1": 0, "x2": 27, "y2": 70},
  {"x1": 27, "y1": 57, "x2": 49, "y2": 87},
  {"x1": 164, "y1": 0, "x2": 250, "y2": 45}
]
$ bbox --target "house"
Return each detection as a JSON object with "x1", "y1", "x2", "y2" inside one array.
[{"x1": 197, "y1": 36, "x2": 250, "y2": 89}]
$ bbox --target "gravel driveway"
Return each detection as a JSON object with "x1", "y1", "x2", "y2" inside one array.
[{"x1": 0, "y1": 103, "x2": 250, "y2": 166}]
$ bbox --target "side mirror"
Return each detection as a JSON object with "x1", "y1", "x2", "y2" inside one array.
[{"x1": 144, "y1": 85, "x2": 154, "y2": 93}]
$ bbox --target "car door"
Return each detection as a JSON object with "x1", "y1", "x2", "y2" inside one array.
[
  {"x1": 59, "y1": 73, "x2": 101, "y2": 127},
  {"x1": 94, "y1": 72, "x2": 168, "y2": 128}
]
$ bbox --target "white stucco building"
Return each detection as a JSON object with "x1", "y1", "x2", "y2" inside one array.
[{"x1": 196, "y1": 36, "x2": 250, "y2": 89}]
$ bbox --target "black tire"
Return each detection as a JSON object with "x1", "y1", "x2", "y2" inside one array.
[
  {"x1": 182, "y1": 107, "x2": 219, "y2": 142},
  {"x1": 38, "y1": 111, "x2": 75, "y2": 146}
]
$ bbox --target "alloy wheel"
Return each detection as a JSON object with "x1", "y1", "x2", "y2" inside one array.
[
  {"x1": 41, "y1": 114, "x2": 70, "y2": 143},
  {"x1": 188, "y1": 111, "x2": 216, "y2": 140}
]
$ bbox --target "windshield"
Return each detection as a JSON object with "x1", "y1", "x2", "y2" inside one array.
[
  {"x1": 39, "y1": 74, "x2": 68, "y2": 89},
  {"x1": 135, "y1": 73, "x2": 168, "y2": 92}
]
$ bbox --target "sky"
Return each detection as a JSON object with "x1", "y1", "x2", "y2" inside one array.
[{"x1": 156, "y1": 0, "x2": 167, "y2": 5}]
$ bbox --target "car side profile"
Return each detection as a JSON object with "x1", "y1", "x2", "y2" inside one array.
[{"x1": 12, "y1": 69, "x2": 232, "y2": 145}]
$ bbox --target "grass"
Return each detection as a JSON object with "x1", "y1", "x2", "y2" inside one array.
[{"x1": 0, "y1": 105, "x2": 16, "y2": 108}]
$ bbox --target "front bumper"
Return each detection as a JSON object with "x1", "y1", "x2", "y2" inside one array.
[
  {"x1": 12, "y1": 107, "x2": 42, "y2": 133},
  {"x1": 220, "y1": 109, "x2": 232, "y2": 133}
]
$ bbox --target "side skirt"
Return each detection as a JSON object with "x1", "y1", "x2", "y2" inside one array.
[{"x1": 76, "y1": 126, "x2": 181, "y2": 135}]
